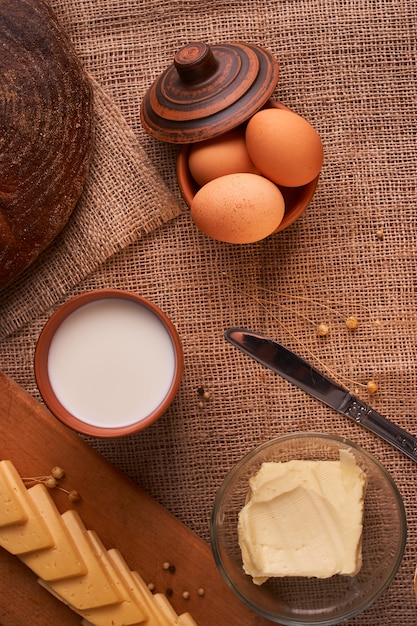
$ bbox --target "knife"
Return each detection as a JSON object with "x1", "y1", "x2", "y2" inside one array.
[{"x1": 225, "y1": 327, "x2": 417, "y2": 464}]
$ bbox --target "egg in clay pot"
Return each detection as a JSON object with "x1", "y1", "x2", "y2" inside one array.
[
  {"x1": 190, "y1": 172, "x2": 285, "y2": 244},
  {"x1": 186, "y1": 103, "x2": 324, "y2": 244},
  {"x1": 245, "y1": 107, "x2": 324, "y2": 187},
  {"x1": 188, "y1": 127, "x2": 259, "y2": 186}
]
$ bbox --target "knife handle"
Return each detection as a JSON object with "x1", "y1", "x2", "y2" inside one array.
[{"x1": 343, "y1": 395, "x2": 417, "y2": 463}]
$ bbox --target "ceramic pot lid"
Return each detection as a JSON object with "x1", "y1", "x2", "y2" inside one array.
[{"x1": 140, "y1": 41, "x2": 279, "y2": 143}]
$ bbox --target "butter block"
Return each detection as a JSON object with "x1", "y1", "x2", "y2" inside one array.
[
  {"x1": 238, "y1": 450, "x2": 367, "y2": 583},
  {"x1": 0, "y1": 460, "x2": 54, "y2": 554},
  {"x1": 0, "y1": 468, "x2": 27, "y2": 527},
  {"x1": 49, "y1": 510, "x2": 123, "y2": 610},
  {"x1": 19, "y1": 483, "x2": 87, "y2": 580}
]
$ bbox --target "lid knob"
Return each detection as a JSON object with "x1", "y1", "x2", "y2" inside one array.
[{"x1": 174, "y1": 42, "x2": 218, "y2": 84}]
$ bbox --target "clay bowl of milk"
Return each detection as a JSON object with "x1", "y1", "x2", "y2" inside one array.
[{"x1": 35, "y1": 290, "x2": 183, "y2": 437}]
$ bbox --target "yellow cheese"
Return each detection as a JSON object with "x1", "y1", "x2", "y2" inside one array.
[
  {"x1": 82, "y1": 607, "x2": 198, "y2": 626},
  {"x1": 48, "y1": 510, "x2": 123, "y2": 610},
  {"x1": 0, "y1": 460, "x2": 54, "y2": 554},
  {"x1": 0, "y1": 468, "x2": 27, "y2": 527},
  {"x1": 108, "y1": 549, "x2": 168, "y2": 626},
  {"x1": 19, "y1": 483, "x2": 87, "y2": 580},
  {"x1": 0, "y1": 459, "x2": 199, "y2": 626},
  {"x1": 151, "y1": 594, "x2": 198, "y2": 626},
  {"x1": 74, "y1": 530, "x2": 147, "y2": 626},
  {"x1": 153, "y1": 593, "x2": 181, "y2": 623},
  {"x1": 144, "y1": 584, "x2": 198, "y2": 626},
  {"x1": 178, "y1": 613, "x2": 199, "y2": 626},
  {"x1": 238, "y1": 450, "x2": 367, "y2": 583},
  {"x1": 130, "y1": 571, "x2": 175, "y2": 626}
]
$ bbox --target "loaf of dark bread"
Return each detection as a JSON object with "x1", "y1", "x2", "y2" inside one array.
[{"x1": 0, "y1": 0, "x2": 94, "y2": 290}]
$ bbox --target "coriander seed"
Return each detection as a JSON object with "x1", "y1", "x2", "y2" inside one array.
[
  {"x1": 51, "y1": 466, "x2": 65, "y2": 479},
  {"x1": 316, "y1": 322, "x2": 329, "y2": 337},
  {"x1": 44, "y1": 476, "x2": 57, "y2": 489},
  {"x1": 345, "y1": 316, "x2": 358, "y2": 330}
]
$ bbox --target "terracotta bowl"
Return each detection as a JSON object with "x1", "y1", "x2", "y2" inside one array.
[
  {"x1": 176, "y1": 101, "x2": 319, "y2": 233},
  {"x1": 35, "y1": 289, "x2": 183, "y2": 438}
]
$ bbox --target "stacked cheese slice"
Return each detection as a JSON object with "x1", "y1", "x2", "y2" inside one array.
[{"x1": 0, "y1": 460, "x2": 197, "y2": 626}]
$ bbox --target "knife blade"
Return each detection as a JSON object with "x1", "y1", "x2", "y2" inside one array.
[{"x1": 225, "y1": 327, "x2": 417, "y2": 464}]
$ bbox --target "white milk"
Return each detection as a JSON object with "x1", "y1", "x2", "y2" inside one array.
[{"x1": 47, "y1": 299, "x2": 176, "y2": 428}]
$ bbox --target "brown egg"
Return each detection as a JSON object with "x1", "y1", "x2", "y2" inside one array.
[
  {"x1": 188, "y1": 127, "x2": 259, "y2": 187},
  {"x1": 190, "y1": 173, "x2": 285, "y2": 243},
  {"x1": 245, "y1": 108, "x2": 324, "y2": 187}
]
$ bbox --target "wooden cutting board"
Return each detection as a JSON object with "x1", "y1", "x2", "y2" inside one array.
[{"x1": 0, "y1": 371, "x2": 271, "y2": 626}]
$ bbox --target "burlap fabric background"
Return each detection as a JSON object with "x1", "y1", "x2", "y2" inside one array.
[{"x1": 1, "y1": 1, "x2": 416, "y2": 623}]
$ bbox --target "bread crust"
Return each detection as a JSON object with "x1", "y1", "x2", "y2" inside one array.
[{"x1": 0, "y1": 0, "x2": 94, "y2": 290}]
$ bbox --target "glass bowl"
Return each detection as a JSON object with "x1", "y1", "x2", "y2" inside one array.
[{"x1": 210, "y1": 432, "x2": 406, "y2": 625}]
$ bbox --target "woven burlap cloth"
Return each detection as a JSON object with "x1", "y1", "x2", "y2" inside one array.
[{"x1": 1, "y1": 1, "x2": 416, "y2": 623}]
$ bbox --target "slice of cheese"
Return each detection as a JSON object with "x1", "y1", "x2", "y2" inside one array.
[
  {"x1": 0, "y1": 468, "x2": 28, "y2": 527},
  {"x1": 81, "y1": 608, "x2": 198, "y2": 626},
  {"x1": 48, "y1": 510, "x2": 123, "y2": 610},
  {"x1": 130, "y1": 571, "x2": 175, "y2": 626},
  {"x1": 178, "y1": 613, "x2": 199, "y2": 626},
  {"x1": 153, "y1": 593, "x2": 182, "y2": 624},
  {"x1": 149, "y1": 589, "x2": 198, "y2": 626},
  {"x1": 0, "y1": 460, "x2": 54, "y2": 554},
  {"x1": 130, "y1": 576, "x2": 198, "y2": 626},
  {"x1": 108, "y1": 549, "x2": 168, "y2": 626},
  {"x1": 19, "y1": 483, "x2": 87, "y2": 580},
  {"x1": 154, "y1": 594, "x2": 200, "y2": 626},
  {"x1": 74, "y1": 530, "x2": 147, "y2": 626}
]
